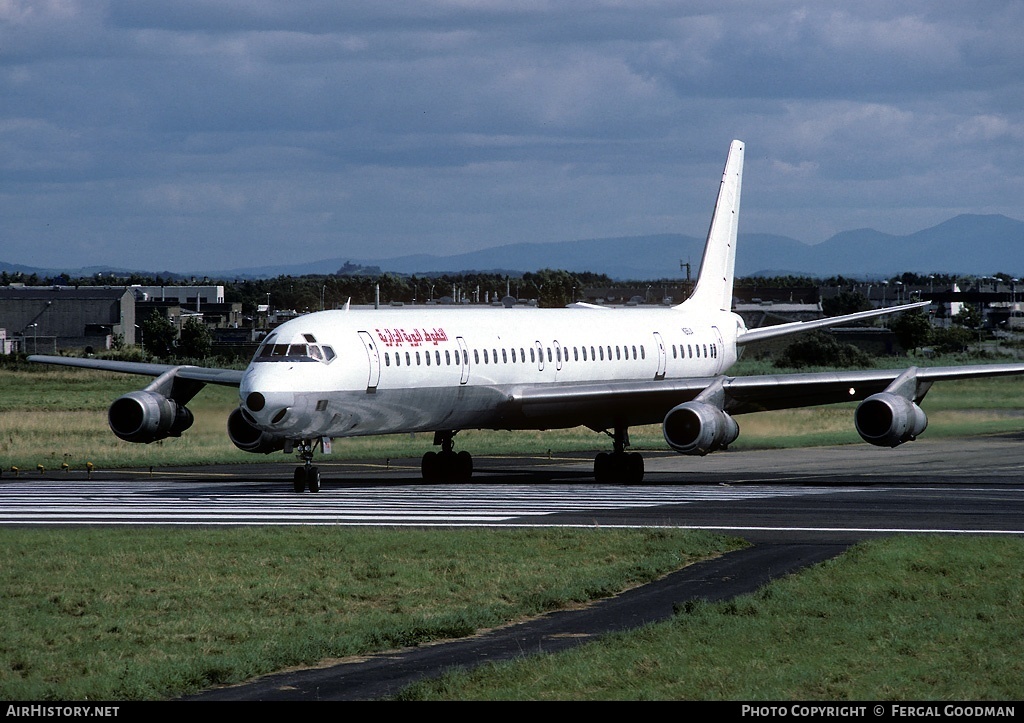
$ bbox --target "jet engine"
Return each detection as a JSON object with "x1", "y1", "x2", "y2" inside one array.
[
  {"x1": 854, "y1": 392, "x2": 928, "y2": 447},
  {"x1": 227, "y1": 407, "x2": 287, "y2": 454},
  {"x1": 108, "y1": 391, "x2": 194, "y2": 444},
  {"x1": 663, "y1": 401, "x2": 740, "y2": 456}
]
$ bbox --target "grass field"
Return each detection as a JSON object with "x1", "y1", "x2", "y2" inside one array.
[
  {"x1": 0, "y1": 527, "x2": 739, "y2": 700},
  {"x1": 396, "y1": 536, "x2": 1024, "y2": 700},
  {"x1": 2, "y1": 359, "x2": 1024, "y2": 700},
  {"x1": 3, "y1": 359, "x2": 1024, "y2": 471}
]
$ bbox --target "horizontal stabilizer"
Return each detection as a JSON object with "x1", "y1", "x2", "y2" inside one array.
[{"x1": 737, "y1": 300, "x2": 930, "y2": 346}]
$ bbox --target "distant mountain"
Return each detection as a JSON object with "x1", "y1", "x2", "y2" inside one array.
[{"x1": 4, "y1": 214, "x2": 1023, "y2": 281}]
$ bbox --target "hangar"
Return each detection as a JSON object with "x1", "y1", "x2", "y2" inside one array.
[{"x1": 0, "y1": 286, "x2": 136, "y2": 354}]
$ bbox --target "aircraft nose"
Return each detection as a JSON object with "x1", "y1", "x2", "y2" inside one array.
[{"x1": 241, "y1": 386, "x2": 296, "y2": 429}]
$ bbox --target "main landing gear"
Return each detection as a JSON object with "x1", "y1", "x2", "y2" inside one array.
[
  {"x1": 594, "y1": 425, "x2": 645, "y2": 485},
  {"x1": 421, "y1": 430, "x2": 473, "y2": 482},
  {"x1": 291, "y1": 438, "x2": 321, "y2": 493}
]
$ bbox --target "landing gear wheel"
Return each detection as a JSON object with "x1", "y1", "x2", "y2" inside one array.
[
  {"x1": 594, "y1": 452, "x2": 612, "y2": 484},
  {"x1": 456, "y1": 450, "x2": 473, "y2": 482},
  {"x1": 593, "y1": 451, "x2": 645, "y2": 484},
  {"x1": 293, "y1": 466, "x2": 321, "y2": 492},
  {"x1": 420, "y1": 448, "x2": 474, "y2": 482},
  {"x1": 421, "y1": 431, "x2": 474, "y2": 482},
  {"x1": 421, "y1": 451, "x2": 440, "y2": 482},
  {"x1": 626, "y1": 452, "x2": 645, "y2": 485}
]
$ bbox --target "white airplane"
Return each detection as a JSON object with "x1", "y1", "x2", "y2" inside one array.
[{"x1": 30, "y1": 140, "x2": 1024, "y2": 491}]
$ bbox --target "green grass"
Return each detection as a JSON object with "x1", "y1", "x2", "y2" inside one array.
[
  {"x1": 3, "y1": 358, "x2": 1024, "y2": 471},
  {"x1": 0, "y1": 526, "x2": 738, "y2": 700},
  {"x1": 396, "y1": 536, "x2": 1024, "y2": 700},
  {"x1": 3, "y1": 362, "x2": 1024, "y2": 701}
]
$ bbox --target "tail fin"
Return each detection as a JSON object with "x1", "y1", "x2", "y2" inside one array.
[{"x1": 677, "y1": 139, "x2": 744, "y2": 312}]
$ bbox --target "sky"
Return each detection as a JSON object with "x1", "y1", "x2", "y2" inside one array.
[{"x1": 2, "y1": 1, "x2": 1023, "y2": 273}]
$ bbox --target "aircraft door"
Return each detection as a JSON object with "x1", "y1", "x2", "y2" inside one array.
[
  {"x1": 652, "y1": 331, "x2": 667, "y2": 380},
  {"x1": 554, "y1": 341, "x2": 563, "y2": 371},
  {"x1": 456, "y1": 336, "x2": 470, "y2": 384},
  {"x1": 357, "y1": 331, "x2": 381, "y2": 391},
  {"x1": 711, "y1": 325, "x2": 726, "y2": 374},
  {"x1": 534, "y1": 341, "x2": 545, "y2": 371}
]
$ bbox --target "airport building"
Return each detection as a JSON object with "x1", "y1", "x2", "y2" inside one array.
[
  {"x1": 0, "y1": 286, "x2": 136, "y2": 354},
  {"x1": 0, "y1": 285, "x2": 241, "y2": 355}
]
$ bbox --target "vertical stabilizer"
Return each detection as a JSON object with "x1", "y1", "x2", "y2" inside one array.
[{"x1": 677, "y1": 140, "x2": 744, "y2": 312}]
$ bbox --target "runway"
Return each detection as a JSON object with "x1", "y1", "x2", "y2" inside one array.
[
  {"x1": 7, "y1": 435, "x2": 1024, "y2": 700},
  {"x1": 4, "y1": 434, "x2": 1024, "y2": 540}
]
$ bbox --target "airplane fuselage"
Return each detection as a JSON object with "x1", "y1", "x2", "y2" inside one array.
[{"x1": 239, "y1": 306, "x2": 746, "y2": 441}]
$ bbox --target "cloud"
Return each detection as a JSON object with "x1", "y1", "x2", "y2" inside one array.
[{"x1": 1, "y1": 1, "x2": 1023, "y2": 270}]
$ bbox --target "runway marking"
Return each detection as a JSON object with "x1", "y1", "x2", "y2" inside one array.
[{"x1": 0, "y1": 479, "x2": 857, "y2": 526}]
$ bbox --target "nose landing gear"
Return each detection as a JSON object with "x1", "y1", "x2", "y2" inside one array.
[{"x1": 291, "y1": 438, "x2": 322, "y2": 492}]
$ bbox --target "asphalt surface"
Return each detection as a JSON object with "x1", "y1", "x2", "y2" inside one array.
[{"x1": 166, "y1": 433, "x2": 1024, "y2": 700}]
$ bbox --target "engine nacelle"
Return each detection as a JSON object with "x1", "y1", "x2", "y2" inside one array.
[
  {"x1": 108, "y1": 391, "x2": 194, "y2": 444},
  {"x1": 855, "y1": 392, "x2": 928, "y2": 447},
  {"x1": 227, "y1": 407, "x2": 287, "y2": 454},
  {"x1": 663, "y1": 401, "x2": 740, "y2": 456}
]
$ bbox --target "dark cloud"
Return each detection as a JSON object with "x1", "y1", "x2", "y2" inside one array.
[{"x1": 1, "y1": 1, "x2": 1022, "y2": 271}]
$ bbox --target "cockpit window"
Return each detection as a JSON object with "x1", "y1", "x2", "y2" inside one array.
[{"x1": 253, "y1": 335, "x2": 335, "y2": 364}]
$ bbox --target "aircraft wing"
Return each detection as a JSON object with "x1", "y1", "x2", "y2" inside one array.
[
  {"x1": 511, "y1": 362, "x2": 1024, "y2": 425},
  {"x1": 27, "y1": 355, "x2": 244, "y2": 387},
  {"x1": 737, "y1": 300, "x2": 931, "y2": 346}
]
